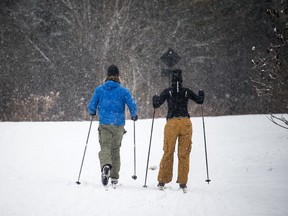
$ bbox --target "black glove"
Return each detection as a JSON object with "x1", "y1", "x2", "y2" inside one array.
[
  {"x1": 198, "y1": 90, "x2": 205, "y2": 98},
  {"x1": 152, "y1": 95, "x2": 160, "y2": 108},
  {"x1": 197, "y1": 90, "x2": 205, "y2": 104},
  {"x1": 131, "y1": 115, "x2": 138, "y2": 121},
  {"x1": 89, "y1": 112, "x2": 96, "y2": 116}
]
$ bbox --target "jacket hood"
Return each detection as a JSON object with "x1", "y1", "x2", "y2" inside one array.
[{"x1": 103, "y1": 80, "x2": 120, "y2": 90}]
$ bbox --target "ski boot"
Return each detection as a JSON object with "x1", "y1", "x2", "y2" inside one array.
[
  {"x1": 101, "y1": 165, "x2": 111, "y2": 186},
  {"x1": 179, "y1": 184, "x2": 187, "y2": 193},
  {"x1": 157, "y1": 182, "x2": 165, "y2": 191},
  {"x1": 111, "y1": 178, "x2": 118, "y2": 189}
]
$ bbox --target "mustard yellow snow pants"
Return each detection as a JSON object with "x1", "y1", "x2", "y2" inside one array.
[{"x1": 157, "y1": 117, "x2": 192, "y2": 185}]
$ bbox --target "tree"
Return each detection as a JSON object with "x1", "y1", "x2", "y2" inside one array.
[{"x1": 251, "y1": 0, "x2": 288, "y2": 129}]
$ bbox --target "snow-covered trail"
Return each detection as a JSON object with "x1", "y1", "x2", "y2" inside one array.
[{"x1": 0, "y1": 115, "x2": 287, "y2": 216}]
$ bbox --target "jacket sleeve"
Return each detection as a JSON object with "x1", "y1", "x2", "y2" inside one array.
[
  {"x1": 186, "y1": 88, "x2": 204, "y2": 104},
  {"x1": 88, "y1": 88, "x2": 99, "y2": 115},
  {"x1": 124, "y1": 89, "x2": 138, "y2": 118},
  {"x1": 153, "y1": 89, "x2": 169, "y2": 108}
]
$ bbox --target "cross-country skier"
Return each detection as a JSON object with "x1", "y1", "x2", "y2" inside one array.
[
  {"x1": 152, "y1": 69, "x2": 204, "y2": 192},
  {"x1": 88, "y1": 65, "x2": 138, "y2": 187}
]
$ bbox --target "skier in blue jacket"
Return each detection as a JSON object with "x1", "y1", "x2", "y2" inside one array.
[{"x1": 88, "y1": 65, "x2": 138, "y2": 187}]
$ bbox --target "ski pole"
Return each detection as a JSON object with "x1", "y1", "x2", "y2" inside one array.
[
  {"x1": 76, "y1": 116, "x2": 93, "y2": 185},
  {"x1": 143, "y1": 108, "x2": 156, "y2": 187},
  {"x1": 132, "y1": 120, "x2": 137, "y2": 180},
  {"x1": 201, "y1": 105, "x2": 211, "y2": 184}
]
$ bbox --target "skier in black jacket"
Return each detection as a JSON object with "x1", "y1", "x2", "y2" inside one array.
[{"x1": 152, "y1": 69, "x2": 204, "y2": 191}]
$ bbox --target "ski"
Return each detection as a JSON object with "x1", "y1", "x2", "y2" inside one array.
[
  {"x1": 155, "y1": 184, "x2": 188, "y2": 193},
  {"x1": 103, "y1": 182, "x2": 118, "y2": 190},
  {"x1": 157, "y1": 186, "x2": 187, "y2": 193}
]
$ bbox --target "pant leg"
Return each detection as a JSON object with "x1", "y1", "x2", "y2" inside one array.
[
  {"x1": 157, "y1": 119, "x2": 179, "y2": 184},
  {"x1": 110, "y1": 126, "x2": 125, "y2": 179},
  {"x1": 98, "y1": 125, "x2": 113, "y2": 169},
  {"x1": 177, "y1": 118, "x2": 192, "y2": 184}
]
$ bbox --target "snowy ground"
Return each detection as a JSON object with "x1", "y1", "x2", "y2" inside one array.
[{"x1": 0, "y1": 114, "x2": 288, "y2": 216}]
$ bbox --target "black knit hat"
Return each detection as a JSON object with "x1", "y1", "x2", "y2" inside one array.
[
  {"x1": 171, "y1": 69, "x2": 182, "y2": 83},
  {"x1": 107, "y1": 65, "x2": 119, "y2": 76}
]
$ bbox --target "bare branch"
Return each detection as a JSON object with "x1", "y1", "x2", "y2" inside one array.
[
  {"x1": 267, "y1": 114, "x2": 288, "y2": 129},
  {"x1": 26, "y1": 37, "x2": 54, "y2": 66}
]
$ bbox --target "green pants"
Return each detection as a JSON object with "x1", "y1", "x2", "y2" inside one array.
[
  {"x1": 157, "y1": 118, "x2": 192, "y2": 185},
  {"x1": 98, "y1": 124, "x2": 125, "y2": 179}
]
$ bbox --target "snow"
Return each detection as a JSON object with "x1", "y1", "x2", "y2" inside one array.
[{"x1": 0, "y1": 114, "x2": 287, "y2": 216}]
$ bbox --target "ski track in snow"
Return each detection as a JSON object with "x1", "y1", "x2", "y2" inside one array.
[{"x1": 0, "y1": 115, "x2": 287, "y2": 216}]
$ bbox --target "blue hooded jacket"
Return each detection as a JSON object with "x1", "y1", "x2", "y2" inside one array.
[{"x1": 88, "y1": 80, "x2": 137, "y2": 126}]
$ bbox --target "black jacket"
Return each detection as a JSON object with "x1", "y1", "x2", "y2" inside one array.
[{"x1": 153, "y1": 85, "x2": 204, "y2": 119}]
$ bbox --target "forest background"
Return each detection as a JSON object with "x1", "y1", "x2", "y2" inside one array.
[{"x1": 1, "y1": 0, "x2": 287, "y2": 121}]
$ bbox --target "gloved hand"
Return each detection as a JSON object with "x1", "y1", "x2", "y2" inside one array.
[
  {"x1": 198, "y1": 90, "x2": 205, "y2": 98},
  {"x1": 197, "y1": 90, "x2": 205, "y2": 104},
  {"x1": 152, "y1": 95, "x2": 160, "y2": 108},
  {"x1": 131, "y1": 115, "x2": 138, "y2": 121},
  {"x1": 89, "y1": 112, "x2": 96, "y2": 116}
]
